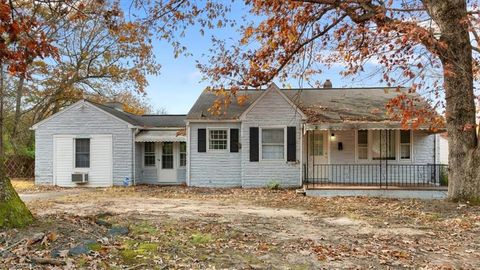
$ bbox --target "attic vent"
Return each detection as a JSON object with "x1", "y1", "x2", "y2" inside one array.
[{"x1": 323, "y1": 79, "x2": 332, "y2": 89}]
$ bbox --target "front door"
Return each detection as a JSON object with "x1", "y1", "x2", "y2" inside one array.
[
  {"x1": 157, "y1": 142, "x2": 176, "y2": 183},
  {"x1": 308, "y1": 130, "x2": 328, "y2": 180}
]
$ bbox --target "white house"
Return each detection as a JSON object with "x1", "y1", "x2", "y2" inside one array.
[{"x1": 32, "y1": 83, "x2": 446, "y2": 189}]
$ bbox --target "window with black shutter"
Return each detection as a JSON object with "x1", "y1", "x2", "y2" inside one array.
[
  {"x1": 198, "y1": 128, "x2": 206, "y2": 152},
  {"x1": 287, "y1": 126, "x2": 296, "y2": 161},
  {"x1": 230, "y1": 128, "x2": 239, "y2": 152},
  {"x1": 249, "y1": 127, "x2": 259, "y2": 161}
]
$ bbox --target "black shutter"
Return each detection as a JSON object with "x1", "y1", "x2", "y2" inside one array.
[
  {"x1": 287, "y1": 126, "x2": 296, "y2": 162},
  {"x1": 230, "y1": 128, "x2": 239, "y2": 152},
  {"x1": 249, "y1": 127, "x2": 259, "y2": 161},
  {"x1": 198, "y1": 128, "x2": 206, "y2": 152}
]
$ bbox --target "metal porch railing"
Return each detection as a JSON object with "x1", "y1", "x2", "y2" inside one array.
[{"x1": 303, "y1": 164, "x2": 448, "y2": 189}]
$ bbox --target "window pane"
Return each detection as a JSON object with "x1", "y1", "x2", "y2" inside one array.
[
  {"x1": 313, "y1": 132, "x2": 324, "y2": 156},
  {"x1": 162, "y1": 155, "x2": 173, "y2": 169},
  {"x1": 372, "y1": 130, "x2": 396, "y2": 160},
  {"x1": 358, "y1": 147, "x2": 368, "y2": 160},
  {"x1": 262, "y1": 129, "x2": 284, "y2": 144},
  {"x1": 145, "y1": 142, "x2": 155, "y2": 153},
  {"x1": 358, "y1": 130, "x2": 368, "y2": 144},
  {"x1": 163, "y1": 142, "x2": 173, "y2": 154},
  {"x1": 401, "y1": 145, "x2": 411, "y2": 159},
  {"x1": 209, "y1": 130, "x2": 228, "y2": 150},
  {"x1": 400, "y1": 130, "x2": 411, "y2": 143},
  {"x1": 262, "y1": 145, "x2": 284, "y2": 159},
  {"x1": 75, "y1": 139, "x2": 90, "y2": 168},
  {"x1": 179, "y1": 142, "x2": 187, "y2": 167},
  {"x1": 162, "y1": 142, "x2": 174, "y2": 169},
  {"x1": 144, "y1": 142, "x2": 155, "y2": 166}
]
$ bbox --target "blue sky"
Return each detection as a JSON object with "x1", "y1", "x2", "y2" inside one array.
[{"x1": 139, "y1": 3, "x2": 385, "y2": 114}]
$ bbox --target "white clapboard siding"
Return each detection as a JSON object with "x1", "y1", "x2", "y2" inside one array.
[
  {"x1": 54, "y1": 135, "x2": 74, "y2": 187},
  {"x1": 90, "y1": 135, "x2": 113, "y2": 187},
  {"x1": 54, "y1": 134, "x2": 113, "y2": 187},
  {"x1": 35, "y1": 102, "x2": 133, "y2": 186}
]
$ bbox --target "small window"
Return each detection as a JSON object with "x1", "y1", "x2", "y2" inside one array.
[
  {"x1": 400, "y1": 130, "x2": 411, "y2": 160},
  {"x1": 162, "y1": 142, "x2": 174, "y2": 169},
  {"x1": 144, "y1": 142, "x2": 155, "y2": 166},
  {"x1": 357, "y1": 130, "x2": 368, "y2": 160},
  {"x1": 262, "y1": 128, "x2": 284, "y2": 160},
  {"x1": 75, "y1": 138, "x2": 90, "y2": 168},
  {"x1": 179, "y1": 142, "x2": 187, "y2": 167},
  {"x1": 372, "y1": 130, "x2": 396, "y2": 160},
  {"x1": 209, "y1": 129, "x2": 228, "y2": 150}
]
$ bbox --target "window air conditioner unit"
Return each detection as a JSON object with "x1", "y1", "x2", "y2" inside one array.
[{"x1": 72, "y1": 173, "x2": 88, "y2": 183}]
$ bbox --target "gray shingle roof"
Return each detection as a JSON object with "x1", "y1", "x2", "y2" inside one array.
[
  {"x1": 186, "y1": 87, "x2": 427, "y2": 123},
  {"x1": 86, "y1": 100, "x2": 186, "y2": 127},
  {"x1": 186, "y1": 89, "x2": 263, "y2": 120}
]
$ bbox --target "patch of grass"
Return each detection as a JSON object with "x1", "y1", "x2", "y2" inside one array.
[
  {"x1": 119, "y1": 249, "x2": 138, "y2": 264},
  {"x1": 119, "y1": 240, "x2": 160, "y2": 265},
  {"x1": 190, "y1": 233, "x2": 213, "y2": 245},
  {"x1": 130, "y1": 222, "x2": 157, "y2": 235},
  {"x1": 137, "y1": 242, "x2": 159, "y2": 253},
  {"x1": 86, "y1": 242, "x2": 102, "y2": 252},
  {"x1": 77, "y1": 257, "x2": 88, "y2": 268}
]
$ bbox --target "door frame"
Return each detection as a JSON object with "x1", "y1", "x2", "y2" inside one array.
[{"x1": 157, "y1": 142, "x2": 178, "y2": 183}]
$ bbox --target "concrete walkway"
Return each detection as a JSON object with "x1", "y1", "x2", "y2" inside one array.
[{"x1": 20, "y1": 189, "x2": 86, "y2": 202}]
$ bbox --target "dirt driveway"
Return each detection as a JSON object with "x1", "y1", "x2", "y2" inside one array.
[{"x1": 2, "y1": 186, "x2": 480, "y2": 269}]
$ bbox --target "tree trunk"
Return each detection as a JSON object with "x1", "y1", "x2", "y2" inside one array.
[
  {"x1": 0, "y1": 63, "x2": 33, "y2": 228},
  {"x1": 425, "y1": 0, "x2": 480, "y2": 202}
]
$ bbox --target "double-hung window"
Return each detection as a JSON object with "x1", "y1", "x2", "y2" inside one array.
[
  {"x1": 261, "y1": 128, "x2": 284, "y2": 160},
  {"x1": 400, "y1": 130, "x2": 411, "y2": 160},
  {"x1": 357, "y1": 130, "x2": 368, "y2": 160},
  {"x1": 179, "y1": 142, "x2": 187, "y2": 167},
  {"x1": 144, "y1": 142, "x2": 155, "y2": 166},
  {"x1": 75, "y1": 138, "x2": 90, "y2": 168},
  {"x1": 209, "y1": 129, "x2": 228, "y2": 150}
]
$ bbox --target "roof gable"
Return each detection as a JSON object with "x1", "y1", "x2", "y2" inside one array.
[
  {"x1": 32, "y1": 100, "x2": 187, "y2": 130},
  {"x1": 239, "y1": 83, "x2": 306, "y2": 120}
]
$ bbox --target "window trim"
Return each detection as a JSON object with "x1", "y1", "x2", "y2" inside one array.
[
  {"x1": 143, "y1": 142, "x2": 156, "y2": 167},
  {"x1": 355, "y1": 130, "x2": 369, "y2": 161},
  {"x1": 399, "y1": 130, "x2": 413, "y2": 161},
  {"x1": 207, "y1": 128, "x2": 229, "y2": 152},
  {"x1": 259, "y1": 126, "x2": 287, "y2": 161},
  {"x1": 355, "y1": 129, "x2": 414, "y2": 163},
  {"x1": 74, "y1": 138, "x2": 90, "y2": 169}
]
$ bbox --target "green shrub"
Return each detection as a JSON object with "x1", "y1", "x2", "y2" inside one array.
[{"x1": 266, "y1": 180, "x2": 280, "y2": 190}]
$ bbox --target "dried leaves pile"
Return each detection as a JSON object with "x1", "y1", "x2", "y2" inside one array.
[{"x1": 1, "y1": 186, "x2": 480, "y2": 269}]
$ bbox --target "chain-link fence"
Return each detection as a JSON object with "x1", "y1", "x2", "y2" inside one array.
[{"x1": 5, "y1": 155, "x2": 34, "y2": 179}]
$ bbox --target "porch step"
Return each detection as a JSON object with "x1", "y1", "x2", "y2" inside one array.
[{"x1": 295, "y1": 188, "x2": 306, "y2": 196}]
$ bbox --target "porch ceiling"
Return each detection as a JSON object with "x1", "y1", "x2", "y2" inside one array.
[
  {"x1": 135, "y1": 130, "x2": 186, "y2": 142},
  {"x1": 304, "y1": 122, "x2": 444, "y2": 132}
]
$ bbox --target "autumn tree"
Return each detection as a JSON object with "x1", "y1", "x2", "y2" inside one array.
[
  {"x1": 0, "y1": 0, "x2": 57, "y2": 228},
  {"x1": 134, "y1": 0, "x2": 480, "y2": 201},
  {"x1": 0, "y1": 0, "x2": 159, "y2": 228}
]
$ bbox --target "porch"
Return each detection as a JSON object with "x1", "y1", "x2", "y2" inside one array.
[
  {"x1": 135, "y1": 130, "x2": 187, "y2": 184},
  {"x1": 302, "y1": 127, "x2": 447, "y2": 191},
  {"x1": 303, "y1": 163, "x2": 448, "y2": 190}
]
